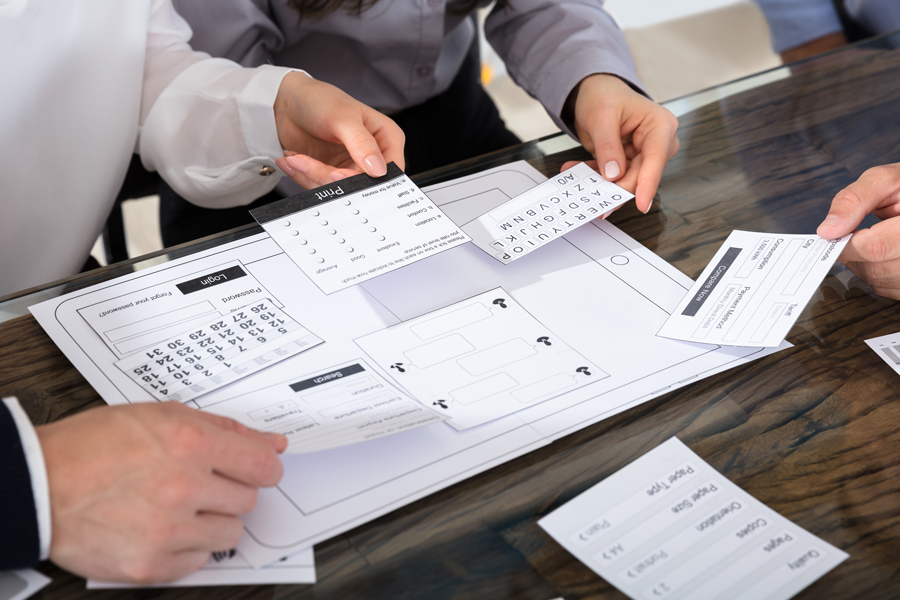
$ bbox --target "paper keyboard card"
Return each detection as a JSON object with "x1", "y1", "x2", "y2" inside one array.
[
  {"x1": 657, "y1": 231, "x2": 850, "y2": 347},
  {"x1": 115, "y1": 298, "x2": 322, "y2": 402},
  {"x1": 355, "y1": 288, "x2": 605, "y2": 430},
  {"x1": 204, "y1": 360, "x2": 447, "y2": 453},
  {"x1": 539, "y1": 437, "x2": 848, "y2": 600},
  {"x1": 865, "y1": 331, "x2": 900, "y2": 377},
  {"x1": 462, "y1": 162, "x2": 633, "y2": 264},
  {"x1": 251, "y1": 162, "x2": 469, "y2": 294}
]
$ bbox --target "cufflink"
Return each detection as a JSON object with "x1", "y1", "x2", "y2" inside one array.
[{"x1": 259, "y1": 165, "x2": 276, "y2": 176}]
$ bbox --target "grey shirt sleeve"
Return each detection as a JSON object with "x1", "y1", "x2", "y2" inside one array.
[
  {"x1": 172, "y1": 0, "x2": 287, "y2": 66},
  {"x1": 484, "y1": 0, "x2": 646, "y2": 137}
]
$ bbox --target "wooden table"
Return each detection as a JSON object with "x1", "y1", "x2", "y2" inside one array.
[{"x1": 4, "y1": 35, "x2": 900, "y2": 599}]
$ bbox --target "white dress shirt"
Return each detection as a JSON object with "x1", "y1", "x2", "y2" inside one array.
[{"x1": 0, "y1": 0, "x2": 293, "y2": 297}]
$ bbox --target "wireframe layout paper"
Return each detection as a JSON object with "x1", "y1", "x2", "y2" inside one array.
[
  {"x1": 251, "y1": 162, "x2": 469, "y2": 294},
  {"x1": 88, "y1": 547, "x2": 315, "y2": 588},
  {"x1": 865, "y1": 331, "x2": 900, "y2": 376},
  {"x1": 115, "y1": 298, "x2": 322, "y2": 402},
  {"x1": 539, "y1": 438, "x2": 847, "y2": 600},
  {"x1": 0, "y1": 569, "x2": 51, "y2": 600},
  {"x1": 357, "y1": 288, "x2": 604, "y2": 430},
  {"x1": 31, "y1": 161, "x2": 786, "y2": 569},
  {"x1": 657, "y1": 231, "x2": 851, "y2": 347},
  {"x1": 203, "y1": 359, "x2": 447, "y2": 453},
  {"x1": 462, "y1": 162, "x2": 633, "y2": 264}
]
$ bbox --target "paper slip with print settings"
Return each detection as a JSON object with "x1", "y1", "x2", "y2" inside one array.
[
  {"x1": 539, "y1": 437, "x2": 848, "y2": 600},
  {"x1": 115, "y1": 298, "x2": 322, "y2": 403},
  {"x1": 865, "y1": 331, "x2": 900, "y2": 376},
  {"x1": 251, "y1": 163, "x2": 469, "y2": 294},
  {"x1": 657, "y1": 231, "x2": 851, "y2": 347},
  {"x1": 461, "y1": 162, "x2": 633, "y2": 264}
]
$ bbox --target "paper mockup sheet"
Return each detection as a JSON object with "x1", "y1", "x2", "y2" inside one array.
[
  {"x1": 31, "y1": 161, "x2": 786, "y2": 568},
  {"x1": 865, "y1": 331, "x2": 900, "y2": 376},
  {"x1": 462, "y1": 162, "x2": 633, "y2": 264},
  {"x1": 357, "y1": 288, "x2": 604, "y2": 430},
  {"x1": 251, "y1": 162, "x2": 469, "y2": 294},
  {"x1": 657, "y1": 231, "x2": 850, "y2": 347},
  {"x1": 539, "y1": 437, "x2": 847, "y2": 600},
  {"x1": 0, "y1": 570, "x2": 50, "y2": 600},
  {"x1": 88, "y1": 547, "x2": 315, "y2": 588},
  {"x1": 115, "y1": 298, "x2": 322, "y2": 402}
]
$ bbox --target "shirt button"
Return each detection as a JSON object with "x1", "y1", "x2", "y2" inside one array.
[
  {"x1": 259, "y1": 165, "x2": 276, "y2": 176},
  {"x1": 416, "y1": 65, "x2": 432, "y2": 78}
]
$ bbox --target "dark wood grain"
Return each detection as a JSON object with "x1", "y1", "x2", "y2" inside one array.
[{"x1": 6, "y1": 39, "x2": 900, "y2": 599}]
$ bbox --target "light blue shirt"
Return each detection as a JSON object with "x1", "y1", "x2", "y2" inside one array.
[{"x1": 755, "y1": 0, "x2": 900, "y2": 53}]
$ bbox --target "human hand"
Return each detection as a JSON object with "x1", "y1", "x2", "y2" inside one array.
[
  {"x1": 817, "y1": 163, "x2": 900, "y2": 299},
  {"x1": 36, "y1": 402, "x2": 286, "y2": 583},
  {"x1": 272, "y1": 72, "x2": 406, "y2": 188},
  {"x1": 568, "y1": 74, "x2": 679, "y2": 213}
]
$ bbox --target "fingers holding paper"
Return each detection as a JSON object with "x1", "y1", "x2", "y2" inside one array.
[
  {"x1": 817, "y1": 163, "x2": 900, "y2": 299},
  {"x1": 273, "y1": 72, "x2": 406, "y2": 188},
  {"x1": 570, "y1": 74, "x2": 679, "y2": 214},
  {"x1": 37, "y1": 402, "x2": 286, "y2": 583}
]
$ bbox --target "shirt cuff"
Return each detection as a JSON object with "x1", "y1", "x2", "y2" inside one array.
[
  {"x1": 2, "y1": 397, "x2": 50, "y2": 561},
  {"x1": 238, "y1": 65, "x2": 309, "y2": 163}
]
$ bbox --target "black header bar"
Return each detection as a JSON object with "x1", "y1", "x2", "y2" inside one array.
[
  {"x1": 176, "y1": 266, "x2": 247, "y2": 295},
  {"x1": 289, "y1": 363, "x2": 366, "y2": 393},
  {"x1": 681, "y1": 247, "x2": 742, "y2": 317},
  {"x1": 251, "y1": 162, "x2": 405, "y2": 225}
]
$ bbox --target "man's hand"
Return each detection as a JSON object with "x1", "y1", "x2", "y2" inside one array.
[
  {"x1": 568, "y1": 74, "x2": 679, "y2": 213},
  {"x1": 272, "y1": 72, "x2": 406, "y2": 188},
  {"x1": 36, "y1": 402, "x2": 287, "y2": 583},
  {"x1": 817, "y1": 163, "x2": 900, "y2": 299}
]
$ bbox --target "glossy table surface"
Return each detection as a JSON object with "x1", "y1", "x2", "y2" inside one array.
[{"x1": 3, "y1": 33, "x2": 900, "y2": 599}]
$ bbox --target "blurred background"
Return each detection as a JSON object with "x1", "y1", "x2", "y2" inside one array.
[{"x1": 99, "y1": 0, "x2": 786, "y2": 264}]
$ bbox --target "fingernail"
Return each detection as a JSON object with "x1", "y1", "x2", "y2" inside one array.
[
  {"x1": 286, "y1": 155, "x2": 308, "y2": 174},
  {"x1": 283, "y1": 150, "x2": 296, "y2": 157},
  {"x1": 642, "y1": 201, "x2": 651, "y2": 214},
  {"x1": 821, "y1": 214, "x2": 840, "y2": 228},
  {"x1": 276, "y1": 158, "x2": 295, "y2": 177},
  {"x1": 364, "y1": 154, "x2": 387, "y2": 177},
  {"x1": 331, "y1": 171, "x2": 347, "y2": 182},
  {"x1": 604, "y1": 161, "x2": 620, "y2": 179}
]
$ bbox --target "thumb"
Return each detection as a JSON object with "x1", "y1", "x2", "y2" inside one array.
[
  {"x1": 332, "y1": 120, "x2": 389, "y2": 178},
  {"x1": 588, "y1": 116, "x2": 627, "y2": 182},
  {"x1": 817, "y1": 170, "x2": 891, "y2": 239}
]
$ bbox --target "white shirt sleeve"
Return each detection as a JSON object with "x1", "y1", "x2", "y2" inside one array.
[
  {"x1": 2, "y1": 397, "x2": 50, "y2": 561},
  {"x1": 138, "y1": 0, "x2": 302, "y2": 208}
]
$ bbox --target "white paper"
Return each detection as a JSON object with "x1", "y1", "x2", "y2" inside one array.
[
  {"x1": 657, "y1": 231, "x2": 851, "y2": 347},
  {"x1": 357, "y1": 287, "x2": 603, "y2": 430},
  {"x1": 31, "y1": 161, "x2": 786, "y2": 569},
  {"x1": 865, "y1": 331, "x2": 900, "y2": 376},
  {"x1": 202, "y1": 359, "x2": 447, "y2": 453},
  {"x1": 462, "y1": 162, "x2": 633, "y2": 264},
  {"x1": 115, "y1": 298, "x2": 322, "y2": 402},
  {"x1": 87, "y1": 547, "x2": 314, "y2": 588},
  {"x1": 0, "y1": 570, "x2": 50, "y2": 600},
  {"x1": 252, "y1": 163, "x2": 469, "y2": 294},
  {"x1": 539, "y1": 438, "x2": 848, "y2": 600}
]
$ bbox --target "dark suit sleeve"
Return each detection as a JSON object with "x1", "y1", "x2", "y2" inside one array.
[{"x1": 0, "y1": 400, "x2": 40, "y2": 568}]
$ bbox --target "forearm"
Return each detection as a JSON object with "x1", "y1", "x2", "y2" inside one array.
[{"x1": 485, "y1": 0, "x2": 646, "y2": 137}]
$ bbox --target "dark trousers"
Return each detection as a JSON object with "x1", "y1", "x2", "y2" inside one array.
[{"x1": 159, "y1": 44, "x2": 521, "y2": 248}]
